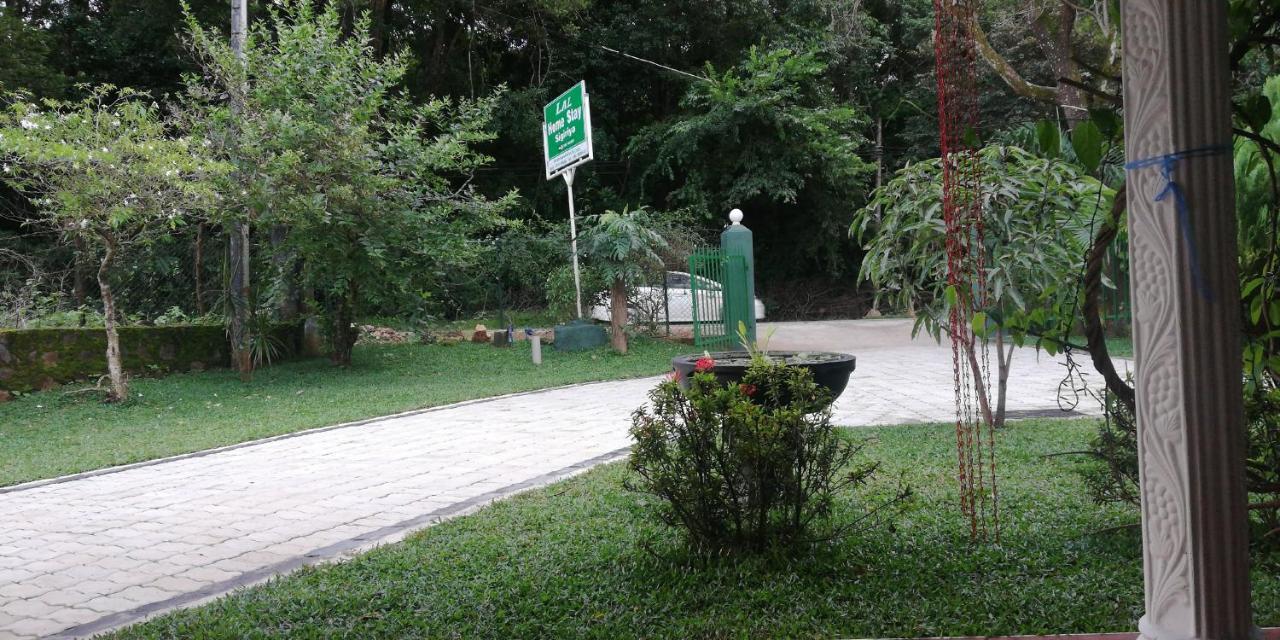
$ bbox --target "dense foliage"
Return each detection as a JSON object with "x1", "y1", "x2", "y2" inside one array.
[
  {"x1": 628, "y1": 45, "x2": 873, "y2": 282},
  {"x1": 1082, "y1": 386, "x2": 1280, "y2": 552},
  {"x1": 183, "y1": 0, "x2": 514, "y2": 365},
  {"x1": 0, "y1": 0, "x2": 968, "y2": 327}
]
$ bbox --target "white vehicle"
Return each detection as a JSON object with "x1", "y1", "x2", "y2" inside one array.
[{"x1": 589, "y1": 271, "x2": 766, "y2": 324}]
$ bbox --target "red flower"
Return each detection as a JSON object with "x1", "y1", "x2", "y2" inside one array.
[
  {"x1": 668, "y1": 370, "x2": 683, "y2": 382},
  {"x1": 739, "y1": 383, "x2": 757, "y2": 397},
  {"x1": 694, "y1": 356, "x2": 716, "y2": 372}
]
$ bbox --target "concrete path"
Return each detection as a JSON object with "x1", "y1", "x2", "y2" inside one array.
[
  {"x1": 0, "y1": 319, "x2": 1126, "y2": 639},
  {"x1": 761, "y1": 319, "x2": 1123, "y2": 425}
]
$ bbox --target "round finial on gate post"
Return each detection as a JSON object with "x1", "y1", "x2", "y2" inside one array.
[{"x1": 729, "y1": 208, "x2": 743, "y2": 225}]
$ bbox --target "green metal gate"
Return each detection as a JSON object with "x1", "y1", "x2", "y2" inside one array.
[
  {"x1": 689, "y1": 248, "x2": 749, "y2": 349},
  {"x1": 1102, "y1": 243, "x2": 1131, "y2": 337}
]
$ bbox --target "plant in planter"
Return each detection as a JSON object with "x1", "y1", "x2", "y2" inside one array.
[
  {"x1": 671, "y1": 322, "x2": 857, "y2": 403},
  {"x1": 629, "y1": 359, "x2": 907, "y2": 553}
]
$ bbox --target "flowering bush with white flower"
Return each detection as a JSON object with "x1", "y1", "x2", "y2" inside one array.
[{"x1": 0, "y1": 86, "x2": 227, "y2": 401}]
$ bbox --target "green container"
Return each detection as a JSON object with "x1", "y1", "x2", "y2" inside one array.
[{"x1": 553, "y1": 319, "x2": 607, "y2": 351}]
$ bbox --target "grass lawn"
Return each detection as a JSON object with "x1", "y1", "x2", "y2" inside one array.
[
  {"x1": 105, "y1": 418, "x2": 1280, "y2": 639},
  {"x1": 1101, "y1": 336, "x2": 1133, "y2": 359},
  {"x1": 0, "y1": 337, "x2": 685, "y2": 487},
  {"x1": 1068, "y1": 335, "x2": 1133, "y2": 359}
]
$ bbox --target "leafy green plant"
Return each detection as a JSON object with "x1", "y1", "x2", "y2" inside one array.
[
  {"x1": 579, "y1": 206, "x2": 669, "y2": 353},
  {"x1": 736, "y1": 319, "x2": 776, "y2": 362},
  {"x1": 628, "y1": 360, "x2": 904, "y2": 553},
  {"x1": 852, "y1": 145, "x2": 1110, "y2": 427},
  {"x1": 544, "y1": 263, "x2": 607, "y2": 322},
  {"x1": 152, "y1": 306, "x2": 190, "y2": 326}
]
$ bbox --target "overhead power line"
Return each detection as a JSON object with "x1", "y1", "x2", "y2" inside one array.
[
  {"x1": 471, "y1": 4, "x2": 709, "y2": 84},
  {"x1": 595, "y1": 45, "x2": 709, "y2": 83}
]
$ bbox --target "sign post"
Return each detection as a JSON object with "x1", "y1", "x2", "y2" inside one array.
[{"x1": 543, "y1": 81, "x2": 594, "y2": 318}]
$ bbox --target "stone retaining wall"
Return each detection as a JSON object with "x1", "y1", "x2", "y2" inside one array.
[{"x1": 0, "y1": 323, "x2": 303, "y2": 397}]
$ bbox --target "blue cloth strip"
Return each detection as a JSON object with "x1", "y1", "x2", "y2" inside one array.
[{"x1": 1123, "y1": 144, "x2": 1231, "y2": 302}]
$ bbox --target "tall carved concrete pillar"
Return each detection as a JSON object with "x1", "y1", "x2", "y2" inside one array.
[{"x1": 1121, "y1": 3, "x2": 1253, "y2": 639}]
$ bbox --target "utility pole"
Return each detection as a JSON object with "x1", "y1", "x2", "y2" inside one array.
[
  {"x1": 874, "y1": 116, "x2": 884, "y2": 216},
  {"x1": 229, "y1": 0, "x2": 253, "y2": 380}
]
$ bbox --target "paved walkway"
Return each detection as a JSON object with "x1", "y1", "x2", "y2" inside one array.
[
  {"x1": 760, "y1": 319, "x2": 1121, "y2": 425},
  {"x1": 0, "y1": 320, "x2": 1125, "y2": 639}
]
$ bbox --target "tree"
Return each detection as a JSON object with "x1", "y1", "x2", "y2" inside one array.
[
  {"x1": 852, "y1": 145, "x2": 1110, "y2": 427},
  {"x1": 184, "y1": 0, "x2": 513, "y2": 365},
  {"x1": 0, "y1": 87, "x2": 223, "y2": 400},
  {"x1": 0, "y1": 13, "x2": 69, "y2": 98},
  {"x1": 579, "y1": 207, "x2": 668, "y2": 353},
  {"x1": 627, "y1": 44, "x2": 873, "y2": 284}
]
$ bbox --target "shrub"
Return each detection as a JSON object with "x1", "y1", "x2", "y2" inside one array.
[
  {"x1": 1081, "y1": 387, "x2": 1280, "y2": 548},
  {"x1": 628, "y1": 359, "x2": 899, "y2": 553},
  {"x1": 1079, "y1": 387, "x2": 1140, "y2": 507},
  {"x1": 544, "y1": 263, "x2": 607, "y2": 322},
  {"x1": 1246, "y1": 390, "x2": 1280, "y2": 543}
]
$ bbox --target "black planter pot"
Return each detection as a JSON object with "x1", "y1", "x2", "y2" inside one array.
[{"x1": 670, "y1": 351, "x2": 857, "y2": 404}]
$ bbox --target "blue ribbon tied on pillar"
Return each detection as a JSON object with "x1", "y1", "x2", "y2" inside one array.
[{"x1": 1123, "y1": 144, "x2": 1231, "y2": 302}]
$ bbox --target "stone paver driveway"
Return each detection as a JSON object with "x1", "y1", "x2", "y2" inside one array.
[{"x1": 0, "y1": 320, "x2": 1124, "y2": 639}]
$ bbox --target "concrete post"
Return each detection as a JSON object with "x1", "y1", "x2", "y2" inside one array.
[
  {"x1": 720, "y1": 209, "x2": 756, "y2": 344},
  {"x1": 1120, "y1": 4, "x2": 1254, "y2": 639}
]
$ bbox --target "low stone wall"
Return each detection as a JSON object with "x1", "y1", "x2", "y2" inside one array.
[{"x1": 0, "y1": 323, "x2": 303, "y2": 396}]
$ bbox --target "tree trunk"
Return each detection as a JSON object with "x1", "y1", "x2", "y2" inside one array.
[
  {"x1": 97, "y1": 237, "x2": 127, "y2": 402},
  {"x1": 228, "y1": 223, "x2": 253, "y2": 380},
  {"x1": 72, "y1": 234, "x2": 88, "y2": 308},
  {"x1": 962, "y1": 334, "x2": 997, "y2": 429},
  {"x1": 269, "y1": 225, "x2": 300, "y2": 320},
  {"x1": 994, "y1": 328, "x2": 1012, "y2": 428},
  {"x1": 1044, "y1": 2, "x2": 1085, "y2": 127},
  {"x1": 194, "y1": 223, "x2": 205, "y2": 315},
  {"x1": 229, "y1": 0, "x2": 253, "y2": 381},
  {"x1": 1083, "y1": 183, "x2": 1136, "y2": 414},
  {"x1": 330, "y1": 281, "x2": 359, "y2": 366},
  {"x1": 610, "y1": 277, "x2": 628, "y2": 354},
  {"x1": 369, "y1": 0, "x2": 390, "y2": 58}
]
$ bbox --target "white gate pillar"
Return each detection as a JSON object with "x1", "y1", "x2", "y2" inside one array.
[{"x1": 1120, "y1": 3, "x2": 1254, "y2": 639}]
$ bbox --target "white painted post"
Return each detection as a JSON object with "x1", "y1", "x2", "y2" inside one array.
[
  {"x1": 1121, "y1": 4, "x2": 1255, "y2": 638},
  {"x1": 564, "y1": 167, "x2": 583, "y2": 319},
  {"x1": 531, "y1": 335, "x2": 542, "y2": 365}
]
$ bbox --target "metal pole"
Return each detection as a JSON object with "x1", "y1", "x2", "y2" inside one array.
[
  {"x1": 663, "y1": 275, "x2": 670, "y2": 336},
  {"x1": 564, "y1": 167, "x2": 583, "y2": 319},
  {"x1": 228, "y1": 0, "x2": 252, "y2": 379}
]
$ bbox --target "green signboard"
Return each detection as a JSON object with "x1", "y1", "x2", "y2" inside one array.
[{"x1": 543, "y1": 81, "x2": 593, "y2": 178}]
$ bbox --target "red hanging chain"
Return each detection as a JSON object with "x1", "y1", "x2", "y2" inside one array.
[{"x1": 933, "y1": 0, "x2": 998, "y2": 541}]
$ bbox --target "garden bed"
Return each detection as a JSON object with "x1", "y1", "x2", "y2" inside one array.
[{"x1": 102, "y1": 419, "x2": 1280, "y2": 638}]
